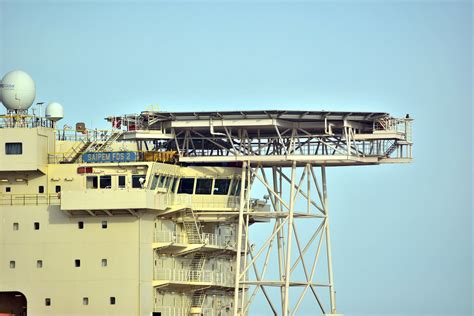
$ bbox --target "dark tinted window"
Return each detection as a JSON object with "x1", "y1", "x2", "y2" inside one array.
[
  {"x1": 132, "y1": 175, "x2": 145, "y2": 188},
  {"x1": 38, "y1": 186, "x2": 44, "y2": 194},
  {"x1": 55, "y1": 185, "x2": 61, "y2": 193},
  {"x1": 214, "y1": 179, "x2": 231, "y2": 195},
  {"x1": 195, "y1": 179, "x2": 213, "y2": 194},
  {"x1": 5, "y1": 142, "x2": 22, "y2": 155},
  {"x1": 100, "y1": 176, "x2": 112, "y2": 189},
  {"x1": 177, "y1": 178, "x2": 194, "y2": 194},
  {"x1": 118, "y1": 176, "x2": 126, "y2": 188}
]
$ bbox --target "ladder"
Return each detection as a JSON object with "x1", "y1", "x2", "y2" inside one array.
[
  {"x1": 90, "y1": 130, "x2": 123, "y2": 152},
  {"x1": 189, "y1": 253, "x2": 206, "y2": 282},
  {"x1": 183, "y1": 210, "x2": 202, "y2": 244},
  {"x1": 385, "y1": 141, "x2": 398, "y2": 157},
  {"x1": 191, "y1": 290, "x2": 206, "y2": 309},
  {"x1": 61, "y1": 139, "x2": 92, "y2": 163}
]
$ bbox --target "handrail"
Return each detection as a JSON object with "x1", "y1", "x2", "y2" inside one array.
[{"x1": 0, "y1": 194, "x2": 60, "y2": 206}]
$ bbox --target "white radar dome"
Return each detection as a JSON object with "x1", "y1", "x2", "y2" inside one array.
[
  {"x1": 0, "y1": 70, "x2": 36, "y2": 111},
  {"x1": 45, "y1": 102, "x2": 64, "y2": 121}
]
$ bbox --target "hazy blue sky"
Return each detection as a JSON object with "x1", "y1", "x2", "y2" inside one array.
[{"x1": 1, "y1": 1, "x2": 472, "y2": 315}]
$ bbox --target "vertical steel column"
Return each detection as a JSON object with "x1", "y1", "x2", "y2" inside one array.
[
  {"x1": 283, "y1": 161, "x2": 296, "y2": 316},
  {"x1": 322, "y1": 166, "x2": 337, "y2": 314},
  {"x1": 272, "y1": 166, "x2": 285, "y2": 311},
  {"x1": 233, "y1": 161, "x2": 248, "y2": 316}
]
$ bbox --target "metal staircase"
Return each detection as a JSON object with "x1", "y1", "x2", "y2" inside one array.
[
  {"x1": 190, "y1": 253, "x2": 206, "y2": 282},
  {"x1": 183, "y1": 210, "x2": 202, "y2": 244},
  {"x1": 90, "y1": 130, "x2": 123, "y2": 152},
  {"x1": 385, "y1": 141, "x2": 398, "y2": 157},
  {"x1": 191, "y1": 290, "x2": 206, "y2": 310},
  {"x1": 61, "y1": 139, "x2": 92, "y2": 163}
]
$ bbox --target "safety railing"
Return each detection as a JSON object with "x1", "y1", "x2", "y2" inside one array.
[
  {"x1": 155, "y1": 230, "x2": 236, "y2": 249},
  {"x1": 153, "y1": 306, "x2": 189, "y2": 316},
  {"x1": 154, "y1": 231, "x2": 188, "y2": 244},
  {"x1": 154, "y1": 269, "x2": 234, "y2": 287},
  {"x1": 0, "y1": 194, "x2": 60, "y2": 206}
]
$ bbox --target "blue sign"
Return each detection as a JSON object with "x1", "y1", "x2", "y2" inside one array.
[{"x1": 82, "y1": 151, "x2": 137, "y2": 163}]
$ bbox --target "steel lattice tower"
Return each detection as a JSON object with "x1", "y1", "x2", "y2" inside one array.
[{"x1": 112, "y1": 110, "x2": 413, "y2": 315}]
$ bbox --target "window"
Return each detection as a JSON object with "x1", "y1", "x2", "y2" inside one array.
[
  {"x1": 177, "y1": 178, "x2": 195, "y2": 194},
  {"x1": 9, "y1": 260, "x2": 15, "y2": 269},
  {"x1": 102, "y1": 221, "x2": 107, "y2": 229},
  {"x1": 110, "y1": 297, "x2": 116, "y2": 305},
  {"x1": 45, "y1": 298, "x2": 51, "y2": 306},
  {"x1": 75, "y1": 259, "x2": 81, "y2": 267},
  {"x1": 132, "y1": 175, "x2": 145, "y2": 188},
  {"x1": 5, "y1": 142, "x2": 22, "y2": 155},
  {"x1": 150, "y1": 174, "x2": 160, "y2": 190},
  {"x1": 214, "y1": 179, "x2": 231, "y2": 195},
  {"x1": 118, "y1": 176, "x2": 126, "y2": 188},
  {"x1": 37, "y1": 260, "x2": 43, "y2": 268},
  {"x1": 78, "y1": 221, "x2": 84, "y2": 229},
  {"x1": 5, "y1": 187, "x2": 11, "y2": 193},
  {"x1": 170, "y1": 178, "x2": 177, "y2": 193},
  {"x1": 196, "y1": 178, "x2": 213, "y2": 194},
  {"x1": 34, "y1": 222, "x2": 40, "y2": 230},
  {"x1": 101, "y1": 259, "x2": 108, "y2": 267},
  {"x1": 158, "y1": 176, "x2": 167, "y2": 188},
  {"x1": 164, "y1": 176, "x2": 172, "y2": 188},
  {"x1": 55, "y1": 185, "x2": 61, "y2": 193},
  {"x1": 83, "y1": 297, "x2": 89, "y2": 305},
  {"x1": 38, "y1": 186, "x2": 44, "y2": 194},
  {"x1": 13, "y1": 222, "x2": 19, "y2": 230},
  {"x1": 86, "y1": 176, "x2": 98, "y2": 189},
  {"x1": 150, "y1": 175, "x2": 159, "y2": 190},
  {"x1": 100, "y1": 175, "x2": 112, "y2": 189}
]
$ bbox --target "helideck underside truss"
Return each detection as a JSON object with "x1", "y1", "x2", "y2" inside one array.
[{"x1": 107, "y1": 110, "x2": 413, "y2": 315}]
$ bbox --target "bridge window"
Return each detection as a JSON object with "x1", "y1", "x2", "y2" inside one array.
[
  {"x1": 45, "y1": 298, "x2": 51, "y2": 306},
  {"x1": 5, "y1": 142, "x2": 22, "y2": 155},
  {"x1": 214, "y1": 179, "x2": 231, "y2": 195},
  {"x1": 34, "y1": 222, "x2": 40, "y2": 230},
  {"x1": 150, "y1": 175, "x2": 159, "y2": 190},
  {"x1": 38, "y1": 185, "x2": 44, "y2": 193},
  {"x1": 158, "y1": 176, "x2": 167, "y2": 188},
  {"x1": 86, "y1": 176, "x2": 98, "y2": 189},
  {"x1": 170, "y1": 177, "x2": 177, "y2": 193},
  {"x1": 177, "y1": 178, "x2": 194, "y2": 194},
  {"x1": 101, "y1": 259, "x2": 108, "y2": 267},
  {"x1": 132, "y1": 175, "x2": 145, "y2": 188},
  {"x1": 37, "y1": 260, "x2": 43, "y2": 268},
  {"x1": 13, "y1": 222, "x2": 19, "y2": 230},
  {"x1": 110, "y1": 296, "x2": 116, "y2": 305},
  {"x1": 9, "y1": 260, "x2": 15, "y2": 268},
  {"x1": 100, "y1": 176, "x2": 112, "y2": 189},
  {"x1": 118, "y1": 175, "x2": 126, "y2": 188},
  {"x1": 78, "y1": 221, "x2": 84, "y2": 229},
  {"x1": 196, "y1": 179, "x2": 213, "y2": 194},
  {"x1": 6, "y1": 187, "x2": 11, "y2": 192},
  {"x1": 75, "y1": 259, "x2": 81, "y2": 267},
  {"x1": 83, "y1": 297, "x2": 89, "y2": 305},
  {"x1": 55, "y1": 185, "x2": 61, "y2": 193},
  {"x1": 102, "y1": 221, "x2": 108, "y2": 229}
]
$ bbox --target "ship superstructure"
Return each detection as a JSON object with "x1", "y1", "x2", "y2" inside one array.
[{"x1": 0, "y1": 71, "x2": 412, "y2": 316}]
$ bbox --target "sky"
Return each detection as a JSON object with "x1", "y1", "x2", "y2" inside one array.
[{"x1": 0, "y1": 0, "x2": 472, "y2": 315}]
